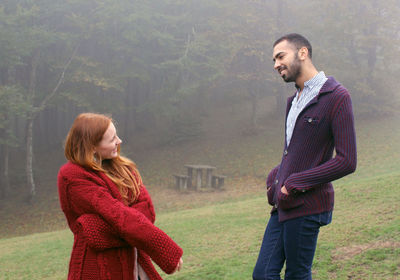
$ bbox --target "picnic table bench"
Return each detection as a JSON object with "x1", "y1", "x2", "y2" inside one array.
[
  {"x1": 173, "y1": 174, "x2": 189, "y2": 191},
  {"x1": 211, "y1": 174, "x2": 227, "y2": 189},
  {"x1": 184, "y1": 164, "x2": 216, "y2": 190},
  {"x1": 173, "y1": 164, "x2": 227, "y2": 191}
]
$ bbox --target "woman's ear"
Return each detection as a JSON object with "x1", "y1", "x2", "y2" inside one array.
[{"x1": 93, "y1": 150, "x2": 99, "y2": 162}]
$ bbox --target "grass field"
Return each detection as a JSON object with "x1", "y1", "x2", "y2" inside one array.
[{"x1": 0, "y1": 116, "x2": 399, "y2": 279}]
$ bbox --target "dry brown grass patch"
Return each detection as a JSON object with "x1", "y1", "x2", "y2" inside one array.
[{"x1": 332, "y1": 241, "x2": 400, "y2": 261}]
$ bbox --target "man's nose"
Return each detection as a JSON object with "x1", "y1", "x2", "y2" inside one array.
[{"x1": 274, "y1": 60, "x2": 281, "y2": 70}]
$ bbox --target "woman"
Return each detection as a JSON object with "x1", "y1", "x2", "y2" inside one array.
[{"x1": 58, "y1": 113, "x2": 183, "y2": 280}]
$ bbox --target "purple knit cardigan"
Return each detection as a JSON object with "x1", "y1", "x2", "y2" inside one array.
[{"x1": 266, "y1": 76, "x2": 357, "y2": 222}]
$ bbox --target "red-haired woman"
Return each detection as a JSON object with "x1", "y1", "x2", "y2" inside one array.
[{"x1": 58, "y1": 113, "x2": 183, "y2": 280}]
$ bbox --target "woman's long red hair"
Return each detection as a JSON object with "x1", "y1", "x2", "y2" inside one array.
[{"x1": 64, "y1": 113, "x2": 141, "y2": 204}]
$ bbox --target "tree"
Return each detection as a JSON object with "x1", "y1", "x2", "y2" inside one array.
[
  {"x1": 0, "y1": 0, "x2": 86, "y2": 201},
  {"x1": 1, "y1": 0, "x2": 399, "y2": 203},
  {"x1": 292, "y1": 0, "x2": 400, "y2": 115},
  {"x1": 0, "y1": 86, "x2": 28, "y2": 198}
]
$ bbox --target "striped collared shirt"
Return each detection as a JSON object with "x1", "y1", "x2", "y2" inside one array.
[{"x1": 286, "y1": 71, "x2": 328, "y2": 146}]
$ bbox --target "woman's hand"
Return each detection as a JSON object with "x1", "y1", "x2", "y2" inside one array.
[{"x1": 172, "y1": 258, "x2": 183, "y2": 273}]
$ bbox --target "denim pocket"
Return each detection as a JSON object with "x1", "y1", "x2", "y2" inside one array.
[
  {"x1": 304, "y1": 211, "x2": 333, "y2": 226},
  {"x1": 318, "y1": 211, "x2": 333, "y2": 226}
]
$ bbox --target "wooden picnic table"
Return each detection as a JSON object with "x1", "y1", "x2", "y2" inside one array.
[{"x1": 184, "y1": 164, "x2": 216, "y2": 190}]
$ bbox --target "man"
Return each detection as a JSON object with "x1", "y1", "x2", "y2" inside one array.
[{"x1": 253, "y1": 33, "x2": 357, "y2": 280}]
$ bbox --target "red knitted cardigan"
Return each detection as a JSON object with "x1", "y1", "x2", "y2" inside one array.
[{"x1": 57, "y1": 161, "x2": 183, "y2": 279}]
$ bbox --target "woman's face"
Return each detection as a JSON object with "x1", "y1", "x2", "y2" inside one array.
[{"x1": 95, "y1": 122, "x2": 122, "y2": 160}]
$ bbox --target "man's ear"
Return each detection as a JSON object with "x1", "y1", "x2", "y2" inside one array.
[{"x1": 298, "y1": 47, "x2": 308, "y2": 60}]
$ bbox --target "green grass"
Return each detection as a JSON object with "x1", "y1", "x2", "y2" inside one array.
[
  {"x1": 157, "y1": 171, "x2": 400, "y2": 279},
  {"x1": 0, "y1": 231, "x2": 71, "y2": 280},
  {"x1": 1, "y1": 171, "x2": 399, "y2": 279},
  {"x1": 1, "y1": 116, "x2": 400, "y2": 279}
]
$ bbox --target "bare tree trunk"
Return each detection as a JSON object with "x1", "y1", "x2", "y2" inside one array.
[
  {"x1": 26, "y1": 119, "x2": 36, "y2": 201},
  {"x1": 26, "y1": 50, "x2": 40, "y2": 203},
  {"x1": 25, "y1": 43, "x2": 80, "y2": 202}
]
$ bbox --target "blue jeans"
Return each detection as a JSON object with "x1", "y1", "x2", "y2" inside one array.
[{"x1": 253, "y1": 211, "x2": 332, "y2": 280}]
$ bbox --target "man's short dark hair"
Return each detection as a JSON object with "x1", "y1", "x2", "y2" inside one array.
[{"x1": 273, "y1": 33, "x2": 313, "y2": 59}]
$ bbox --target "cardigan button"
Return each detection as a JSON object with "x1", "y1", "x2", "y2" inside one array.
[
  {"x1": 308, "y1": 118, "x2": 313, "y2": 123},
  {"x1": 284, "y1": 150, "x2": 288, "y2": 155}
]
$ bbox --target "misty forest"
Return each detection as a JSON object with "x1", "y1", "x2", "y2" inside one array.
[{"x1": 1, "y1": 0, "x2": 400, "y2": 279}]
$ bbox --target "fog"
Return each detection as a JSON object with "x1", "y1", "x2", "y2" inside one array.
[{"x1": 0, "y1": 0, "x2": 399, "y2": 236}]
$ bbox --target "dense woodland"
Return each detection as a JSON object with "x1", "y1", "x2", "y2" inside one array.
[{"x1": 0, "y1": 0, "x2": 399, "y2": 202}]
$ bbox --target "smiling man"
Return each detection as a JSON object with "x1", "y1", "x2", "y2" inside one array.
[{"x1": 252, "y1": 33, "x2": 357, "y2": 280}]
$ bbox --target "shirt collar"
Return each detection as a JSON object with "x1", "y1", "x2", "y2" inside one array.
[
  {"x1": 304, "y1": 71, "x2": 326, "y2": 88},
  {"x1": 304, "y1": 71, "x2": 326, "y2": 89},
  {"x1": 294, "y1": 71, "x2": 326, "y2": 99}
]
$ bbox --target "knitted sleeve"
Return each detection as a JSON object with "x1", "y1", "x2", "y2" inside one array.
[
  {"x1": 76, "y1": 214, "x2": 129, "y2": 251},
  {"x1": 131, "y1": 185, "x2": 156, "y2": 224},
  {"x1": 76, "y1": 185, "x2": 157, "y2": 250},
  {"x1": 58, "y1": 168, "x2": 183, "y2": 274}
]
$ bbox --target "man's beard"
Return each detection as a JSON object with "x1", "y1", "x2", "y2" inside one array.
[{"x1": 282, "y1": 55, "x2": 301, "y2": 83}]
